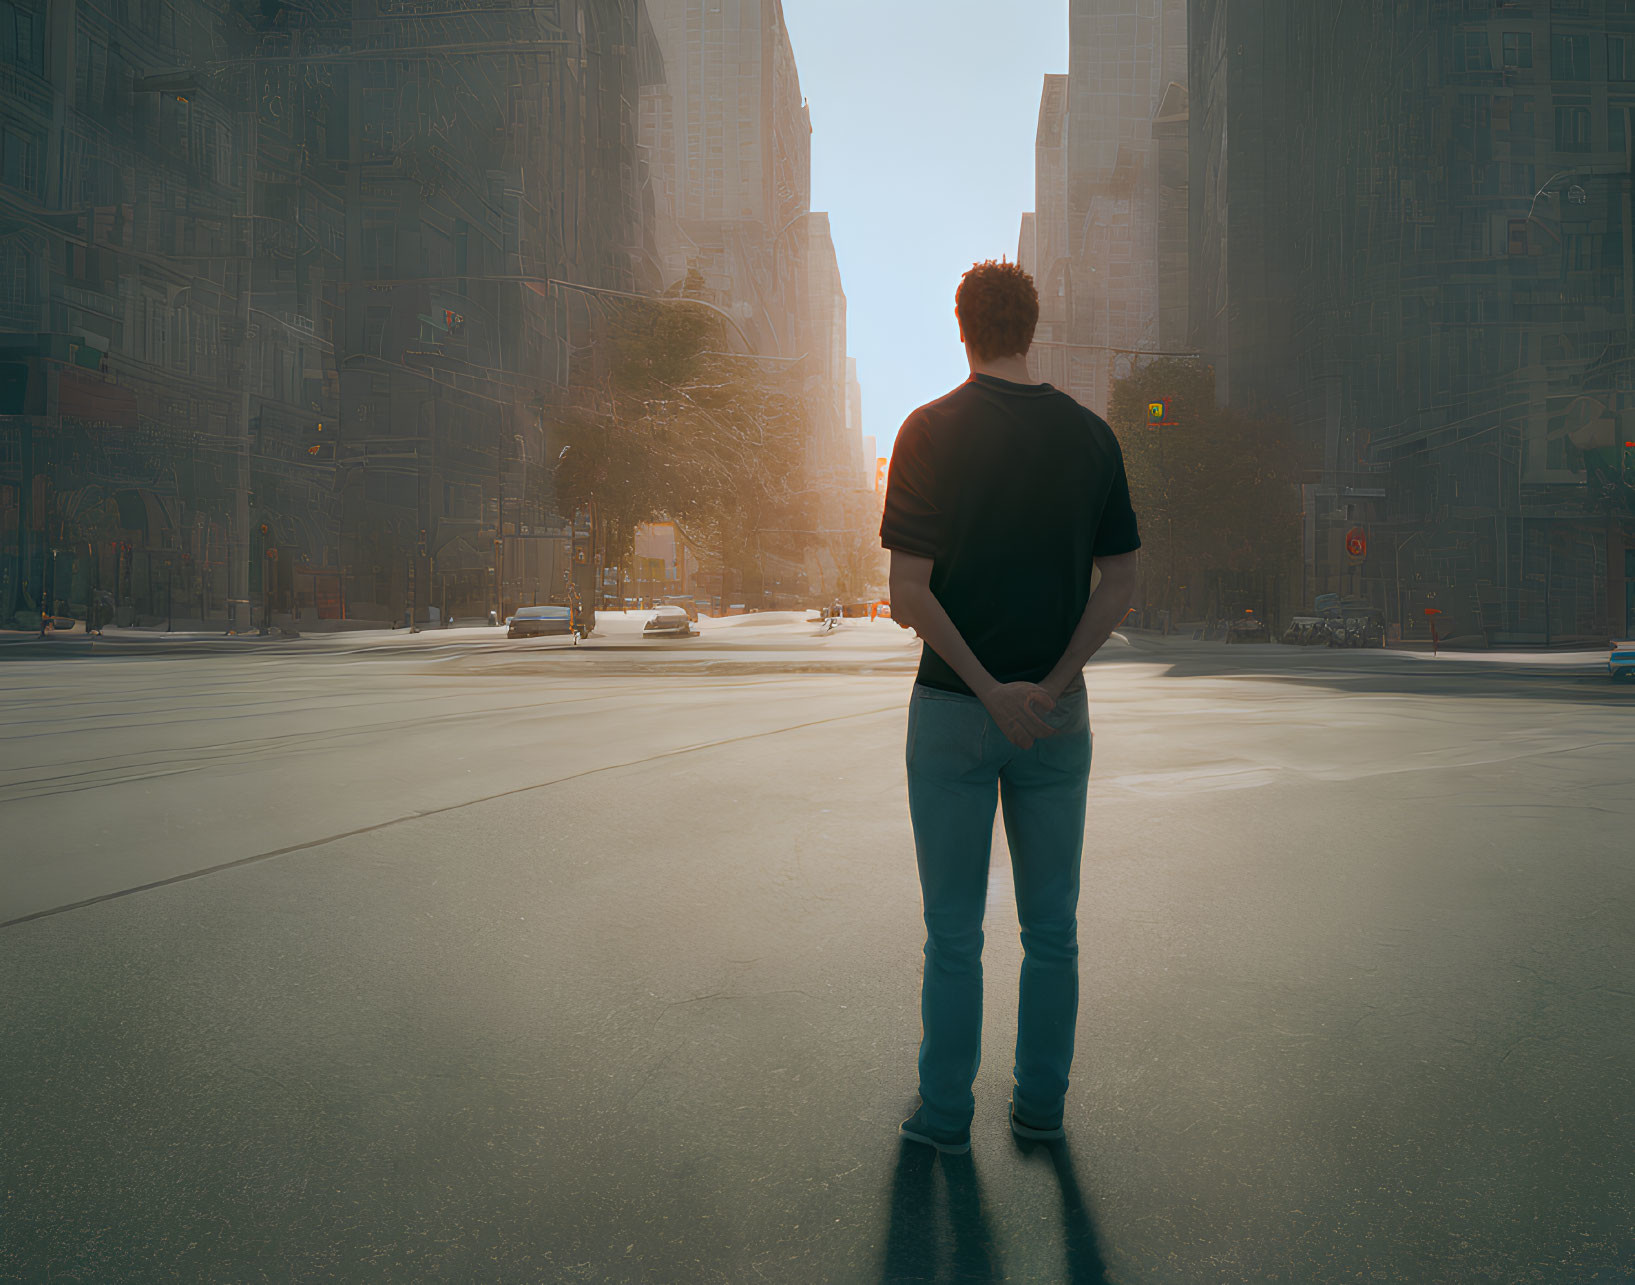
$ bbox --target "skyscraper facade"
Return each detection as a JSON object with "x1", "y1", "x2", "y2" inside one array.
[
  {"x1": 1191, "y1": 0, "x2": 1635, "y2": 643},
  {"x1": 1021, "y1": 0, "x2": 1189, "y2": 414},
  {"x1": 641, "y1": 0, "x2": 811, "y2": 356}
]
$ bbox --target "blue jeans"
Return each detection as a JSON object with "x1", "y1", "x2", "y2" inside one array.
[{"x1": 905, "y1": 680, "x2": 1092, "y2": 1133}]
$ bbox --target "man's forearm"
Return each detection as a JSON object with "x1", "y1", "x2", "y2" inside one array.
[
  {"x1": 1040, "y1": 574, "x2": 1137, "y2": 698},
  {"x1": 897, "y1": 586, "x2": 999, "y2": 698}
]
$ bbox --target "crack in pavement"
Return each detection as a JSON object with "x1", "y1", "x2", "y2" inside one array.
[{"x1": 0, "y1": 704, "x2": 901, "y2": 932}]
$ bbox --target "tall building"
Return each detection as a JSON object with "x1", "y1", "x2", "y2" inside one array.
[
  {"x1": 847, "y1": 358, "x2": 866, "y2": 488},
  {"x1": 801, "y1": 212, "x2": 857, "y2": 485},
  {"x1": 326, "y1": 0, "x2": 646, "y2": 624},
  {"x1": 0, "y1": 0, "x2": 341, "y2": 629},
  {"x1": 1022, "y1": 73, "x2": 1071, "y2": 391},
  {"x1": 1191, "y1": 0, "x2": 1635, "y2": 644},
  {"x1": 641, "y1": 0, "x2": 811, "y2": 355},
  {"x1": 641, "y1": 0, "x2": 870, "y2": 605},
  {"x1": 0, "y1": 0, "x2": 648, "y2": 630},
  {"x1": 1017, "y1": 211, "x2": 1039, "y2": 277},
  {"x1": 1021, "y1": 2, "x2": 1188, "y2": 413}
]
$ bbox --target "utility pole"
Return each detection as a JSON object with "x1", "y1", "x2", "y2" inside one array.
[{"x1": 230, "y1": 109, "x2": 257, "y2": 635}]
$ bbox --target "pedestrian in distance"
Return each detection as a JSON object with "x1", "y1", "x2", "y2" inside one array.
[{"x1": 881, "y1": 258, "x2": 1142, "y2": 1155}]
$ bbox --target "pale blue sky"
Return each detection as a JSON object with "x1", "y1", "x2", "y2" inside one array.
[{"x1": 781, "y1": 0, "x2": 1069, "y2": 460}]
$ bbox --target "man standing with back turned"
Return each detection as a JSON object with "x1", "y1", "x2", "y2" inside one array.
[{"x1": 881, "y1": 259, "x2": 1142, "y2": 1154}]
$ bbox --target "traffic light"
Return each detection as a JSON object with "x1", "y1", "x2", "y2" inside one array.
[{"x1": 305, "y1": 421, "x2": 333, "y2": 461}]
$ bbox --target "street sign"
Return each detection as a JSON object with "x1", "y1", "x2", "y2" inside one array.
[{"x1": 1345, "y1": 526, "x2": 1368, "y2": 563}]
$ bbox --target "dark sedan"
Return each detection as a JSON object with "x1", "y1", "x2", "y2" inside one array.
[{"x1": 508, "y1": 604, "x2": 575, "y2": 638}]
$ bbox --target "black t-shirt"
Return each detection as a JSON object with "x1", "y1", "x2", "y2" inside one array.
[{"x1": 878, "y1": 372, "x2": 1141, "y2": 696}]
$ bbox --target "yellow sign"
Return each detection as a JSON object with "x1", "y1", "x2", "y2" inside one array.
[
  {"x1": 1147, "y1": 401, "x2": 1167, "y2": 424},
  {"x1": 875, "y1": 457, "x2": 889, "y2": 492}
]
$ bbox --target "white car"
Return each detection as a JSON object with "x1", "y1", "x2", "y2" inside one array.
[{"x1": 643, "y1": 605, "x2": 694, "y2": 638}]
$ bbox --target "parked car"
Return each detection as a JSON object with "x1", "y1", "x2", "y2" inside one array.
[
  {"x1": 655, "y1": 596, "x2": 698, "y2": 622},
  {"x1": 1610, "y1": 640, "x2": 1635, "y2": 682},
  {"x1": 643, "y1": 604, "x2": 694, "y2": 638},
  {"x1": 1283, "y1": 606, "x2": 1385, "y2": 648},
  {"x1": 1225, "y1": 616, "x2": 1269, "y2": 644},
  {"x1": 508, "y1": 604, "x2": 574, "y2": 638}
]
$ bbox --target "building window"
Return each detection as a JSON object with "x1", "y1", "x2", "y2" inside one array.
[
  {"x1": 1555, "y1": 105, "x2": 1592, "y2": 151},
  {"x1": 1564, "y1": 230, "x2": 1595, "y2": 271},
  {"x1": 164, "y1": 96, "x2": 190, "y2": 158},
  {"x1": 74, "y1": 33, "x2": 109, "y2": 109},
  {"x1": 1612, "y1": 36, "x2": 1635, "y2": 82},
  {"x1": 1503, "y1": 32, "x2": 1533, "y2": 69},
  {"x1": 1511, "y1": 96, "x2": 1537, "y2": 140},
  {"x1": 0, "y1": 1, "x2": 45, "y2": 75},
  {"x1": 1551, "y1": 33, "x2": 1592, "y2": 80},
  {"x1": 0, "y1": 126, "x2": 40, "y2": 196},
  {"x1": 1612, "y1": 105, "x2": 1630, "y2": 156},
  {"x1": 364, "y1": 307, "x2": 388, "y2": 356},
  {"x1": 1461, "y1": 31, "x2": 1494, "y2": 71},
  {"x1": 172, "y1": 306, "x2": 190, "y2": 372},
  {"x1": 0, "y1": 235, "x2": 35, "y2": 323},
  {"x1": 361, "y1": 219, "x2": 396, "y2": 279}
]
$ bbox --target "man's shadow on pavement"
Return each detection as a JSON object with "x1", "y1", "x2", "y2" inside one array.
[{"x1": 880, "y1": 1134, "x2": 1111, "y2": 1283}]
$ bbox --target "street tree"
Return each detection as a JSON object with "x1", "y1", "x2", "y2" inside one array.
[
  {"x1": 550, "y1": 275, "x2": 823, "y2": 604},
  {"x1": 1107, "y1": 358, "x2": 1309, "y2": 621}
]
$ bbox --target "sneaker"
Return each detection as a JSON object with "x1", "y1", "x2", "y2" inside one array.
[
  {"x1": 1009, "y1": 1096, "x2": 1066, "y2": 1142},
  {"x1": 898, "y1": 1108, "x2": 972, "y2": 1155}
]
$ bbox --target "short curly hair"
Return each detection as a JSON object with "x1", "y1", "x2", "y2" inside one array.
[{"x1": 955, "y1": 258, "x2": 1039, "y2": 361}]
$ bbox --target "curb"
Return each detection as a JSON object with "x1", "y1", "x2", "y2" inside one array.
[{"x1": 0, "y1": 633, "x2": 587, "y2": 660}]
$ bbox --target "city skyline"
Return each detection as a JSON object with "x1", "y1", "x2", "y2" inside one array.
[{"x1": 783, "y1": 0, "x2": 1069, "y2": 459}]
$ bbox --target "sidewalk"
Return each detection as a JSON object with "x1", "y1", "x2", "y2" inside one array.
[
  {"x1": 0, "y1": 622, "x2": 534, "y2": 658},
  {"x1": 0, "y1": 610, "x2": 871, "y2": 659},
  {"x1": 1117, "y1": 628, "x2": 1614, "y2": 673}
]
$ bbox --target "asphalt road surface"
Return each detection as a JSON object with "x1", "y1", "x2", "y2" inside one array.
[{"x1": 2, "y1": 617, "x2": 1631, "y2": 1283}]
